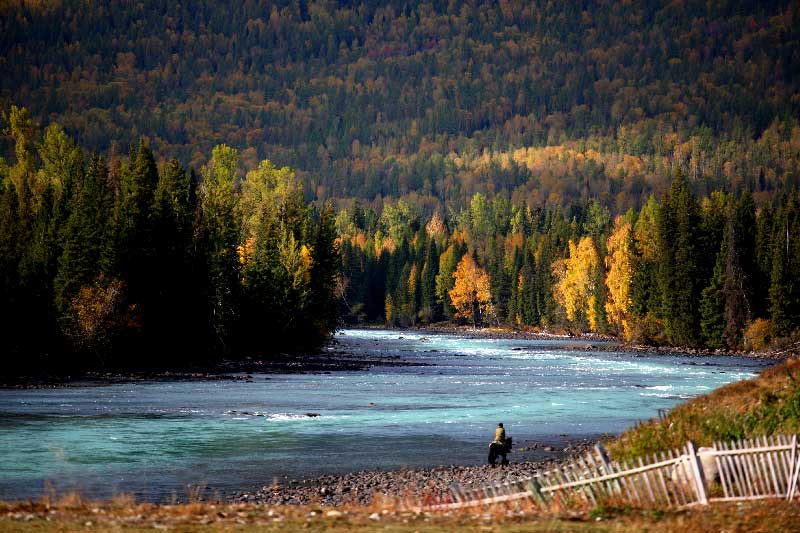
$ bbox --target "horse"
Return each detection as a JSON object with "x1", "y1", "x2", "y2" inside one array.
[{"x1": 488, "y1": 436, "x2": 512, "y2": 466}]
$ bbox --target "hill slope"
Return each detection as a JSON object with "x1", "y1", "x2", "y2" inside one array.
[{"x1": 2, "y1": 0, "x2": 799, "y2": 207}]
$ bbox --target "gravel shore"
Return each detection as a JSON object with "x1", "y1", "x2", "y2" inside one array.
[{"x1": 234, "y1": 436, "x2": 600, "y2": 506}]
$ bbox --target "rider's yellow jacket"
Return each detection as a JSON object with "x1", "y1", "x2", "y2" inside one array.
[{"x1": 494, "y1": 426, "x2": 506, "y2": 442}]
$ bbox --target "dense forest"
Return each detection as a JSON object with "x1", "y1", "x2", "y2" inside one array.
[
  {"x1": 2, "y1": 0, "x2": 800, "y2": 369},
  {"x1": 337, "y1": 184, "x2": 800, "y2": 350},
  {"x1": 2, "y1": 0, "x2": 799, "y2": 208},
  {"x1": 0, "y1": 106, "x2": 339, "y2": 375}
]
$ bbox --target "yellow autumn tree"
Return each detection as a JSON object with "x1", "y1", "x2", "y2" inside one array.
[
  {"x1": 552, "y1": 236, "x2": 600, "y2": 331},
  {"x1": 605, "y1": 217, "x2": 634, "y2": 340},
  {"x1": 449, "y1": 254, "x2": 494, "y2": 327},
  {"x1": 385, "y1": 293, "x2": 394, "y2": 326}
]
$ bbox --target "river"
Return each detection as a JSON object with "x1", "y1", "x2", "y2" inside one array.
[{"x1": 0, "y1": 328, "x2": 767, "y2": 502}]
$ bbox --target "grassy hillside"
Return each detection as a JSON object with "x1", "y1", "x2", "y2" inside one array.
[{"x1": 608, "y1": 356, "x2": 800, "y2": 460}]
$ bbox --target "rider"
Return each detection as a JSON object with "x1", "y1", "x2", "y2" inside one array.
[{"x1": 494, "y1": 422, "x2": 506, "y2": 444}]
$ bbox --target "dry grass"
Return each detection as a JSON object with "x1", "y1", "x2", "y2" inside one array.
[
  {"x1": 1, "y1": 492, "x2": 799, "y2": 532},
  {"x1": 608, "y1": 357, "x2": 800, "y2": 460}
]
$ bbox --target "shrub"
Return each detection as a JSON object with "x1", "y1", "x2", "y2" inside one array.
[
  {"x1": 627, "y1": 315, "x2": 665, "y2": 345},
  {"x1": 743, "y1": 318, "x2": 771, "y2": 351}
]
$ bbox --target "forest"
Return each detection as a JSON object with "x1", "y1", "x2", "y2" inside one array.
[
  {"x1": 0, "y1": 106, "x2": 339, "y2": 375},
  {"x1": 337, "y1": 183, "x2": 800, "y2": 350},
  {"x1": 2, "y1": 0, "x2": 799, "y2": 208},
  {"x1": 2, "y1": 0, "x2": 800, "y2": 371}
]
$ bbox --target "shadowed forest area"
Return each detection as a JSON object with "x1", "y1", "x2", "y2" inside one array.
[
  {"x1": 2, "y1": 0, "x2": 800, "y2": 374},
  {"x1": 0, "y1": 107, "x2": 340, "y2": 375}
]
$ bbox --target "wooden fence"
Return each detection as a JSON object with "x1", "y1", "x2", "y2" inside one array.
[{"x1": 425, "y1": 434, "x2": 800, "y2": 511}]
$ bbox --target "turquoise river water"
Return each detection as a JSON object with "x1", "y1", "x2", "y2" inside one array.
[{"x1": 0, "y1": 329, "x2": 767, "y2": 501}]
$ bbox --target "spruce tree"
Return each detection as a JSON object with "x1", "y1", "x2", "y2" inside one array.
[
  {"x1": 307, "y1": 202, "x2": 340, "y2": 345},
  {"x1": 199, "y1": 145, "x2": 241, "y2": 353},
  {"x1": 420, "y1": 238, "x2": 439, "y2": 322},
  {"x1": 0, "y1": 182, "x2": 23, "y2": 362},
  {"x1": 700, "y1": 236, "x2": 726, "y2": 348},
  {"x1": 723, "y1": 192, "x2": 756, "y2": 347},
  {"x1": 769, "y1": 194, "x2": 800, "y2": 338},
  {"x1": 149, "y1": 158, "x2": 199, "y2": 359},
  {"x1": 658, "y1": 173, "x2": 702, "y2": 346},
  {"x1": 54, "y1": 155, "x2": 110, "y2": 315}
]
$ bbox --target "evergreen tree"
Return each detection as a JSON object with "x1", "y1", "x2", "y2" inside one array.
[
  {"x1": 419, "y1": 238, "x2": 439, "y2": 323},
  {"x1": 769, "y1": 194, "x2": 800, "y2": 337},
  {"x1": 658, "y1": 173, "x2": 702, "y2": 345},
  {"x1": 723, "y1": 192, "x2": 757, "y2": 347},
  {"x1": 306, "y1": 202, "x2": 340, "y2": 345},
  {"x1": 149, "y1": 158, "x2": 199, "y2": 359},
  {"x1": 199, "y1": 144, "x2": 241, "y2": 352},
  {"x1": 754, "y1": 204, "x2": 774, "y2": 317},
  {"x1": 629, "y1": 195, "x2": 661, "y2": 322},
  {"x1": 700, "y1": 236, "x2": 726, "y2": 348},
  {"x1": 54, "y1": 155, "x2": 110, "y2": 315},
  {"x1": 435, "y1": 243, "x2": 462, "y2": 318},
  {"x1": 0, "y1": 182, "x2": 24, "y2": 364}
]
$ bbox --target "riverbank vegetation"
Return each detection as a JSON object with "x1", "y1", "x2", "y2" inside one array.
[
  {"x1": 339, "y1": 183, "x2": 800, "y2": 352},
  {"x1": 0, "y1": 107, "x2": 340, "y2": 376},
  {"x1": 2, "y1": 105, "x2": 799, "y2": 378},
  {"x1": 608, "y1": 356, "x2": 800, "y2": 461}
]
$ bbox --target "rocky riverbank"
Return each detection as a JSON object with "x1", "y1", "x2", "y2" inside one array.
[
  {"x1": 1, "y1": 348, "x2": 423, "y2": 389},
  {"x1": 399, "y1": 323, "x2": 796, "y2": 361},
  {"x1": 234, "y1": 436, "x2": 599, "y2": 506}
]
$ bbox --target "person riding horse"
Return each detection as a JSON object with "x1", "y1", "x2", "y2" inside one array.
[
  {"x1": 488, "y1": 422, "x2": 512, "y2": 466},
  {"x1": 494, "y1": 422, "x2": 506, "y2": 443}
]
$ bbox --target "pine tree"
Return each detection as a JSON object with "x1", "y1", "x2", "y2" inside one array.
[
  {"x1": 754, "y1": 205, "x2": 774, "y2": 317},
  {"x1": 54, "y1": 155, "x2": 110, "y2": 315},
  {"x1": 700, "y1": 237, "x2": 726, "y2": 349},
  {"x1": 199, "y1": 144, "x2": 241, "y2": 352},
  {"x1": 658, "y1": 173, "x2": 702, "y2": 345},
  {"x1": 435, "y1": 243, "x2": 462, "y2": 318},
  {"x1": 723, "y1": 192, "x2": 756, "y2": 347},
  {"x1": 419, "y1": 238, "x2": 439, "y2": 323},
  {"x1": 0, "y1": 182, "x2": 24, "y2": 361},
  {"x1": 769, "y1": 194, "x2": 800, "y2": 338},
  {"x1": 307, "y1": 201, "x2": 340, "y2": 346},
  {"x1": 630, "y1": 195, "x2": 660, "y2": 322},
  {"x1": 148, "y1": 158, "x2": 199, "y2": 358}
]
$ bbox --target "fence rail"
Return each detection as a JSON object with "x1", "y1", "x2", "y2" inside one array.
[{"x1": 424, "y1": 434, "x2": 800, "y2": 512}]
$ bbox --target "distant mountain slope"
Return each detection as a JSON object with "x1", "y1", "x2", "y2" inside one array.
[{"x1": 2, "y1": 0, "x2": 799, "y2": 207}]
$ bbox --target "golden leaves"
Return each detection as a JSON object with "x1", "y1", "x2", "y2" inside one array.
[
  {"x1": 448, "y1": 254, "x2": 494, "y2": 325},
  {"x1": 605, "y1": 217, "x2": 634, "y2": 340},
  {"x1": 552, "y1": 236, "x2": 600, "y2": 328}
]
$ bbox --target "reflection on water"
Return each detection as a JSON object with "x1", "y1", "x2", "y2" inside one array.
[{"x1": 0, "y1": 329, "x2": 767, "y2": 501}]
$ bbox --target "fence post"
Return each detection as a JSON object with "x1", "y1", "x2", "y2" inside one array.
[
  {"x1": 789, "y1": 434, "x2": 799, "y2": 501},
  {"x1": 686, "y1": 440, "x2": 708, "y2": 505},
  {"x1": 594, "y1": 443, "x2": 622, "y2": 495},
  {"x1": 526, "y1": 477, "x2": 546, "y2": 507}
]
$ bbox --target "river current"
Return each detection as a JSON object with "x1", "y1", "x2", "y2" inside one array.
[{"x1": 0, "y1": 328, "x2": 766, "y2": 501}]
